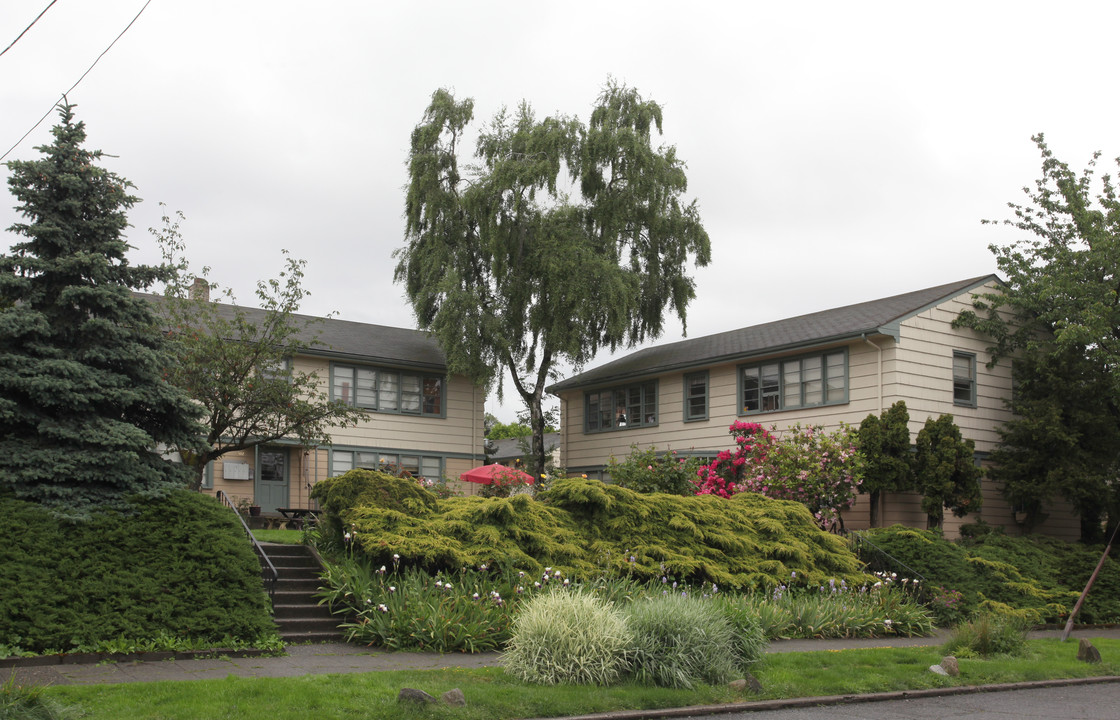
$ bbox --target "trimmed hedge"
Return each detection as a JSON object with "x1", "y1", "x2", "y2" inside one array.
[
  {"x1": 0, "y1": 490, "x2": 277, "y2": 653},
  {"x1": 312, "y1": 472, "x2": 870, "y2": 590}
]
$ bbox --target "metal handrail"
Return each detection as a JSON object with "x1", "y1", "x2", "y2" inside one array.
[{"x1": 217, "y1": 490, "x2": 278, "y2": 604}]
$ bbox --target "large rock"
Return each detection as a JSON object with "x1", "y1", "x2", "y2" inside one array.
[
  {"x1": 940, "y1": 656, "x2": 960, "y2": 676},
  {"x1": 398, "y1": 688, "x2": 437, "y2": 704},
  {"x1": 442, "y1": 689, "x2": 467, "y2": 707},
  {"x1": 1077, "y1": 639, "x2": 1102, "y2": 664}
]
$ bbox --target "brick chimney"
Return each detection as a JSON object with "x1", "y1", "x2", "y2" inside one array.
[{"x1": 190, "y1": 277, "x2": 210, "y2": 302}]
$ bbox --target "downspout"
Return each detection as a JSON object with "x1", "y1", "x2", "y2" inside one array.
[
  {"x1": 861, "y1": 333, "x2": 883, "y2": 414},
  {"x1": 862, "y1": 333, "x2": 885, "y2": 527}
]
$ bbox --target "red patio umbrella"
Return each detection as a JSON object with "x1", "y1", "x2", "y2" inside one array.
[{"x1": 459, "y1": 463, "x2": 535, "y2": 485}]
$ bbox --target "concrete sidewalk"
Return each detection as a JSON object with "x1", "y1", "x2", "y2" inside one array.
[{"x1": 4, "y1": 627, "x2": 1117, "y2": 687}]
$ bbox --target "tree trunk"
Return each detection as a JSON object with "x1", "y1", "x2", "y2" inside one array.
[{"x1": 869, "y1": 490, "x2": 881, "y2": 528}]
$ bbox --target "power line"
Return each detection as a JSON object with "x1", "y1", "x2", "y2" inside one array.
[
  {"x1": 1, "y1": 0, "x2": 153, "y2": 163},
  {"x1": 0, "y1": 0, "x2": 57, "y2": 59}
]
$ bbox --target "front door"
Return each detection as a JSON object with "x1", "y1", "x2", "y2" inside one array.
[{"x1": 256, "y1": 448, "x2": 289, "y2": 512}]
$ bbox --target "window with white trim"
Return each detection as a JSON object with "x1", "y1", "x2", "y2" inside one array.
[
  {"x1": 953, "y1": 352, "x2": 976, "y2": 407},
  {"x1": 585, "y1": 381, "x2": 658, "y2": 432},
  {"x1": 332, "y1": 364, "x2": 443, "y2": 416},
  {"x1": 740, "y1": 350, "x2": 847, "y2": 414}
]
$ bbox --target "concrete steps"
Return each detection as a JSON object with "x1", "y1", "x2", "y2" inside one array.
[{"x1": 259, "y1": 543, "x2": 345, "y2": 643}]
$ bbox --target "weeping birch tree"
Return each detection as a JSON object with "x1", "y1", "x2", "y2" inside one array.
[{"x1": 395, "y1": 82, "x2": 711, "y2": 477}]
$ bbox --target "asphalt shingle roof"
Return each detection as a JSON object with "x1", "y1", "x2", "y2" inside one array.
[
  {"x1": 548, "y1": 275, "x2": 997, "y2": 392},
  {"x1": 138, "y1": 293, "x2": 446, "y2": 370}
]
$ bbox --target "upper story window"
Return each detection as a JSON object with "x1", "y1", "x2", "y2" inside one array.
[
  {"x1": 585, "y1": 381, "x2": 657, "y2": 432},
  {"x1": 953, "y1": 351, "x2": 976, "y2": 407},
  {"x1": 740, "y1": 350, "x2": 847, "y2": 414},
  {"x1": 332, "y1": 364, "x2": 444, "y2": 417},
  {"x1": 684, "y1": 371, "x2": 708, "y2": 422}
]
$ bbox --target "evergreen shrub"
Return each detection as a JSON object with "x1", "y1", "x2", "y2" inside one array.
[
  {"x1": 858, "y1": 525, "x2": 1120, "y2": 623},
  {"x1": 318, "y1": 475, "x2": 870, "y2": 590},
  {"x1": 501, "y1": 589, "x2": 632, "y2": 686},
  {"x1": 625, "y1": 595, "x2": 740, "y2": 688},
  {"x1": 0, "y1": 492, "x2": 277, "y2": 653}
]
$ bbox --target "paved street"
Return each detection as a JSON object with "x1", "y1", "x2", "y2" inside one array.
[{"x1": 674, "y1": 680, "x2": 1120, "y2": 720}]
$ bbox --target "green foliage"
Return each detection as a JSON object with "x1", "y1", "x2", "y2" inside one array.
[
  {"x1": 988, "y1": 347, "x2": 1119, "y2": 541},
  {"x1": 859, "y1": 401, "x2": 915, "y2": 527},
  {"x1": 914, "y1": 414, "x2": 982, "y2": 527},
  {"x1": 0, "y1": 105, "x2": 204, "y2": 518},
  {"x1": 0, "y1": 492, "x2": 278, "y2": 654},
  {"x1": 318, "y1": 475, "x2": 869, "y2": 591},
  {"x1": 954, "y1": 136, "x2": 1120, "y2": 539},
  {"x1": 608, "y1": 445, "x2": 701, "y2": 495},
  {"x1": 1, "y1": 677, "x2": 83, "y2": 720},
  {"x1": 502, "y1": 589, "x2": 633, "y2": 686},
  {"x1": 625, "y1": 595, "x2": 740, "y2": 688},
  {"x1": 396, "y1": 80, "x2": 711, "y2": 477},
  {"x1": 486, "y1": 421, "x2": 534, "y2": 440},
  {"x1": 309, "y1": 469, "x2": 438, "y2": 547},
  {"x1": 153, "y1": 211, "x2": 363, "y2": 489},
  {"x1": 709, "y1": 596, "x2": 768, "y2": 668},
  {"x1": 859, "y1": 526, "x2": 1120, "y2": 624},
  {"x1": 326, "y1": 561, "x2": 517, "y2": 653},
  {"x1": 942, "y1": 613, "x2": 1030, "y2": 658},
  {"x1": 731, "y1": 578, "x2": 933, "y2": 639}
]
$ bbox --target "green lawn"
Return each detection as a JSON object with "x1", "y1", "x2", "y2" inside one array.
[
  {"x1": 251, "y1": 529, "x2": 304, "y2": 545},
  {"x1": 46, "y1": 638, "x2": 1120, "y2": 720}
]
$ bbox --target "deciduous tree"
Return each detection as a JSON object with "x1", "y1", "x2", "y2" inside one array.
[
  {"x1": 0, "y1": 105, "x2": 203, "y2": 517},
  {"x1": 396, "y1": 81, "x2": 711, "y2": 477},
  {"x1": 955, "y1": 135, "x2": 1120, "y2": 538},
  {"x1": 154, "y1": 212, "x2": 363, "y2": 490}
]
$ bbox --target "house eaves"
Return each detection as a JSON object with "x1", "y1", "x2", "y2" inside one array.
[
  {"x1": 137, "y1": 293, "x2": 447, "y2": 372},
  {"x1": 547, "y1": 275, "x2": 999, "y2": 394}
]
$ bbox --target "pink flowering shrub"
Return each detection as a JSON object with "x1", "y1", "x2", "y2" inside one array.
[{"x1": 696, "y1": 421, "x2": 865, "y2": 530}]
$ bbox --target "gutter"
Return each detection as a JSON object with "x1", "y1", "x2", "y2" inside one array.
[{"x1": 861, "y1": 333, "x2": 884, "y2": 414}]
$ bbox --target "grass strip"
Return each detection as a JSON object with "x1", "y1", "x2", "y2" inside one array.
[{"x1": 46, "y1": 638, "x2": 1120, "y2": 720}]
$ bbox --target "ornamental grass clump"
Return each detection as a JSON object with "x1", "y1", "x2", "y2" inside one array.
[
  {"x1": 625, "y1": 595, "x2": 740, "y2": 689},
  {"x1": 942, "y1": 612, "x2": 1030, "y2": 658},
  {"x1": 501, "y1": 588, "x2": 632, "y2": 686},
  {"x1": 709, "y1": 596, "x2": 768, "y2": 670}
]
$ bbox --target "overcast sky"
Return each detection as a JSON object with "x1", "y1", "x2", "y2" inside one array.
[{"x1": 3, "y1": 1, "x2": 1118, "y2": 421}]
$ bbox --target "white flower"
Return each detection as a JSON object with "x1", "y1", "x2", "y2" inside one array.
[
  {"x1": 444, "y1": 582, "x2": 453, "y2": 589},
  {"x1": 393, "y1": 553, "x2": 400, "y2": 560},
  {"x1": 554, "y1": 570, "x2": 561, "y2": 578},
  {"x1": 389, "y1": 586, "x2": 396, "y2": 593},
  {"x1": 472, "y1": 593, "x2": 480, "y2": 599},
  {"x1": 378, "y1": 604, "x2": 388, "y2": 613}
]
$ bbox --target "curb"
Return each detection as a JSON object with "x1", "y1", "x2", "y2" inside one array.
[
  {"x1": 529, "y1": 675, "x2": 1120, "y2": 720},
  {"x1": 0, "y1": 647, "x2": 275, "y2": 669}
]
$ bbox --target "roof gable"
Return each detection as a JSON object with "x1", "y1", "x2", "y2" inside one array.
[{"x1": 549, "y1": 275, "x2": 998, "y2": 392}]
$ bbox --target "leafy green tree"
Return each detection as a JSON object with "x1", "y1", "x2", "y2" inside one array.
[
  {"x1": 0, "y1": 105, "x2": 204, "y2": 517},
  {"x1": 858, "y1": 401, "x2": 915, "y2": 527},
  {"x1": 988, "y1": 347, "x2": 1119, "y2": 541},
  {"x1": 153, "y1": 211, "x2": 364, "y2": 490},
  {"x1": 914, "y1": 414, "x2": 983, "y2": 529},
  {"x1": 486, "y1": 420, "x2": 534, "y2": 440},
  {"x1": 955, "y1": 135, "x2": 1120, "y2": 537},
  {"x1": 396, "y1": 81, "x2": 711, "y2": 477}
]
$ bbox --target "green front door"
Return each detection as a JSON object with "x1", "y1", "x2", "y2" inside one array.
[{"x1": 256, "y1": 448, "x2": 289, "y2": 512}]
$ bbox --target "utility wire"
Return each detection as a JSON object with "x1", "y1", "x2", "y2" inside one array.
[
  {"x1": 0, "y1": 0, "x2": 57, "y2": 59},
  {"x1": 1, "y1": 0, "x2": 153, "y2": 163}
]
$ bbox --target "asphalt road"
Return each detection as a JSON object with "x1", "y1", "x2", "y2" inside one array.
[{"x1": 672, "y1": 680, "x2": 1120, "y2": 720}]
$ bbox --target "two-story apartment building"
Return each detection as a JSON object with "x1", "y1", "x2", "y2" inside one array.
[
  {"x1": 548, "y1": 275, "x2": 1079, "y2": 540},
  {"x1": 145, "y1": 294, "x2": 486, "y2": 513}
]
